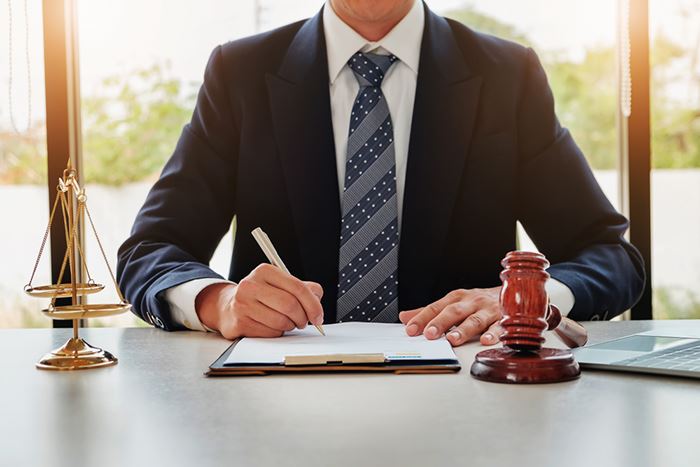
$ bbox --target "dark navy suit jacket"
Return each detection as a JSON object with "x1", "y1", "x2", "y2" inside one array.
[{"x1": 117, "y1": 4, "x2": 645, "y2": 330}]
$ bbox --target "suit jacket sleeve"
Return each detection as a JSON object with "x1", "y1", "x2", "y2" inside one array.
[
  {"x1": 116, "y1": 45, "x2": 238, "y2": 330},
  {"x1": 515, "y1": 48, "x2": 645, "y2": 321}
]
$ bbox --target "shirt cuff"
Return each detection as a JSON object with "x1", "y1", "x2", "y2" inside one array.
[
  {"x1": 546, "y1": 278, "x2": 575, "y2": 317},
  {"x1": 163, "y1": 278, "x2": 234, "y2": 332}
]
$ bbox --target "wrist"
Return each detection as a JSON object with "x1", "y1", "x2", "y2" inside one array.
[{"x1": 195, "y1": 282, "x2": 236, "y2": 332}]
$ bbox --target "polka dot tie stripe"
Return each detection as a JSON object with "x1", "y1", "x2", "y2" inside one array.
[{"x1": 337, "y1": 51, "x2": 400, "y2": 323}]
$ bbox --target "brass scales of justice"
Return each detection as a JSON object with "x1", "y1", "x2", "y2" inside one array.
[{"x1": 24, "y1": 160, "x2": 131, "y2": 370}]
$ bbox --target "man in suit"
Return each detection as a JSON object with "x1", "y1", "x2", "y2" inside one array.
[{"x1": 117, "y1": 0, "x2": 645, "y2": 346}]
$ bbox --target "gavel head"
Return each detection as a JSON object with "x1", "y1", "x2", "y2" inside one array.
[{"x1": 499, "y1": 251, "x2": 550, "y2": 351}]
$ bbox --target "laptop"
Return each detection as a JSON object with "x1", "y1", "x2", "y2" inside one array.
[{"x1": 572, "y1": 330, "x2": 700, "y2": 379}]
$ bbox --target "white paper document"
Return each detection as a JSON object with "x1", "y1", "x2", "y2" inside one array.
[{"x1": 224, "y1": 322, "x2": 458, "y2": 365}]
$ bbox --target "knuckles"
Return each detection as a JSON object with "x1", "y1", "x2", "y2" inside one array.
[
  {"x1": 448, "y1": 289, "x2": 469, "y2": 301},
  {"x1": 252, "y1": 263, "x2": 275, "y2": 277},
  {"x1": 428, "y1": 302, "x2": 444, "y2": 315},
  {"x1": 272, "y1": 314, "x2": 295, "y2": 331},
  {"x1": 236, "y1": 278, "x2": 255, "y2": 297},
  {"x1": 453, "y1": 288, "x2": 498, "y2": 309},
  {"x1": 444, "y1": 302, "x2": 467, "y2": 318},
  {"x1": 292, "y1": 280, "x2": 308, "y2": 297},
  {"x1": 307, "y1": 282, "x2": 324, "y2": 299},
  {"x1": 466, "y1": 313, "x2": 487, "y2": 329},
  {"x1": 280, "y1": 297, "x2": 299, "y2": 316},
  {"x1": 471, "y1": 294, "x2": 490, "y2": 308}
]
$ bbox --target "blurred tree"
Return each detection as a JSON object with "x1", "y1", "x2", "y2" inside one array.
[
  {"x1": 650, "y1": 32, "x2": 700, "y2": 168},
  {"x1": 445, "y1": 5, "x2": 700, "y2": 171},
  {"x1": 654, "y1": 287, "x2": 700, "y2": 320},
  {"x1": 81, "y1": 63, "x2": 196, "y2": 185},
  {"x1": 545, "y1": 49, "x2": 618, "y2": 169},
  {"x1": 0, "y1": 126, "x2": 47, "y2": 184}
]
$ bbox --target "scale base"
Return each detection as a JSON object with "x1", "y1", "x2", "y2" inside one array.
[
  {"x1": 36, "y1": 337, "x2": 118, "y2": 371},
  {"x1": 470, "y1": 347, "x2": 580, "y2": 384}
]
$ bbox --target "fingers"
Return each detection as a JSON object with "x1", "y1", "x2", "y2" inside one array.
[
  {"x1": 217, "y1": 305, "x2": 285, "y2": 339},
  {"x1": 480, "y1": 321, "x2": 505, "y2": 346},
  {"x1": 403, "y1": 291, "x2": 463, "y2": 336},
  {"x1": 303, "y1": 281, "x2": 324, "y2": 300},
  {"x1": 234, "y1": 316, "x2": 285, "y2": 339},
  {"x1": 250, "y1": 300, "x2": 297, "y2": 332},
  {"x1": 255, "y1": 283, "x2": 308, "y2": 329},
  {"x1": 446, "y1": 308, "x2": 501, "y2": 347},
  {"x1": 398, "y1": 308, "x2": 420, "y2": 324},
  {"x1": 424, "y1": 301, "x2": 476, "y2": 339},
  {"x1": 251, "y1": 264, "x2": 324, "y2": 326},
  {"x1": 229, "y1": 265, "x2": 324, "y2": 337}
]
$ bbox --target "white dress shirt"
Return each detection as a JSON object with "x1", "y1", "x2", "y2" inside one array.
[{"x1": 165, "y1": 0, "x2": 575, "y2": 331}]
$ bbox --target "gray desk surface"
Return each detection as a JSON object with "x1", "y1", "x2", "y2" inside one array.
[{"x1": 1, "y1": 320, "x2": 699, "y2": 467}]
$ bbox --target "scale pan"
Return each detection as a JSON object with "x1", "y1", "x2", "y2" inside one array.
[
  {"x1": 43, "y1": 303, "x2": 132, "y2": 320},
  {"x1": 25, "y1": 283, "x2": 105, "y2": 298}
]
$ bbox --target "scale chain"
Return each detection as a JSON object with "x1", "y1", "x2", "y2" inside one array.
[
  {"x1": 73, "y1": 202, "x2": 94, "y2": 285},
  {"x1": 85, "y1": 204, "x2": 126, "y2": 303},
  {"x1": 25, "y1": 187, "x2": 61, "y2": 290}
]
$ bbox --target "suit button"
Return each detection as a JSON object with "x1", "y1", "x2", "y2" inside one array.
[
  {"x1": 154, "y1": 316, "x2": 164, "y2": 328},
  {"x1": 591, "y1": 314, "x2": 601, "y2": 321}
]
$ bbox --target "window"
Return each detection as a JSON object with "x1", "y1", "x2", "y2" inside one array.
[
  {"x1": 10, "y1": 1, "x2": 694, "y2": 326},
  {"x1": 649, "y1": 0, "x2": 700, "y2": 319},
  {"x1": 0, "y1": 0, "x2": 50, "y2": 328}
]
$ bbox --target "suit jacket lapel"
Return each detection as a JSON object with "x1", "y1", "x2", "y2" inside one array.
[
  {"x1": 266, "y1": 12, "x2": 342, "y2": 319},
  {"x1": 399, "y1": 7, "x2": 483, "y2": 311}
]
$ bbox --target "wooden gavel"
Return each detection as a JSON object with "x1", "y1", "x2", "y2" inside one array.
[
  {"x1": 546, "y1": 304, "x2": 588, "y2": 348},
  {"x1": 471, "y1": 251, "x2": 586, "y2": 384}
]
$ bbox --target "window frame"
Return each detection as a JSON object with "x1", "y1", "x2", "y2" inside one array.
[
  {"x1": 42, "y1": 0, "x2": 84, "y2": 328},
  {"x1": 623, "y1": 0, "x2": 652, "y2": 319}
]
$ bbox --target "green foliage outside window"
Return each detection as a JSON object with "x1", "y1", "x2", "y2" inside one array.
[
  {"x1": 0, "y1": 126, "x2": 46, "y2": 184},
  {"x1": 445, "y1": 6, "x2": 700, "y2": 172},
  {"x1": 80, "y1": 63, "x2": 197, "y2": 185}
]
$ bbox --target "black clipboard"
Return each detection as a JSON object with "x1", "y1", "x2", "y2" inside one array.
[{"x1": 206, "y1": 338, "x2": 462, "y2": 376}]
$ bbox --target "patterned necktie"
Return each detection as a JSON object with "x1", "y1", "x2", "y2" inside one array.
[{"x1": 337, "y1": 51, "x2": 400, "y2": 323}]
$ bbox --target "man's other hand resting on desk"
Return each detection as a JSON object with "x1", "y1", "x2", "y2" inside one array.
[{"x1": 400, "y1": 287, "x2": 504, "y2": 347}]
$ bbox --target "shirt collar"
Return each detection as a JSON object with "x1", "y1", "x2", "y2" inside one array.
[{"x1": 323, "y1": 0, "x2": 424, "y2": 84}]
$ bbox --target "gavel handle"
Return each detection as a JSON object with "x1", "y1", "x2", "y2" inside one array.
[{"x1": 546, "y1": 305, "x2": 589, "y2": 348}]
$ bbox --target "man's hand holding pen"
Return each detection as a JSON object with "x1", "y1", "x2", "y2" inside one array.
[{"x1": 195, "y1": 264, "x2": 324, "y2": 340}]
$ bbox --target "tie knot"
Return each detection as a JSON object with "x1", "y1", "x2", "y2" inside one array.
[{"x1": 347, "y1": 52, "x2": 398, "y2": 87}]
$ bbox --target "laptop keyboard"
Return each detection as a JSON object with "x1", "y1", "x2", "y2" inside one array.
[{"x1": 614, "y1": 340, "x2": 700, "y2": 372}]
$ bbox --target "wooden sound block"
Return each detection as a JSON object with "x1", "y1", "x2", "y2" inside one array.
[{"x1": 470, "y1": 347, "x2": 581, "y2": 384}]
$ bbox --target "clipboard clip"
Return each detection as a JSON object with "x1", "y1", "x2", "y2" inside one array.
[{"x1": 284, "y1": 353, "x2": 386, "y2": 366}]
